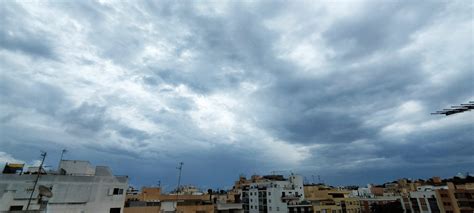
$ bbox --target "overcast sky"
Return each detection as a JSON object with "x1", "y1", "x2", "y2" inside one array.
[{"x1": 0, "y1": 0, "x2": 473, "y2": 189}]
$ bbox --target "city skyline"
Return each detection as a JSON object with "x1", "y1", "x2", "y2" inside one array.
[{"x1": 1, "y1": 0, "x2": 473, "y2": 188}]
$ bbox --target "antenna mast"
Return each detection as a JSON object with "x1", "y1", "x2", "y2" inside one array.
[
  {"x1": 176, "y1": 162, "x2": 184, "y2": 193},
  {"x1": 175, "y1": 162, "x2": 184, "y2": 210},
  {"x1": 57, "y1": 149, "x2": 67, "y2": 171},
  {"x1": 26, "y1": 151, "x2": 47, "y2": 210}
]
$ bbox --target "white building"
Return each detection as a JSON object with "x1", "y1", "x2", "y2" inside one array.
[
  {"x1": 350, "y1": 184, "x2": 374, "y2": 198},
  {"x1": 0, "y1": 160, "x2": 128, "y2": 213},
  {"x1": 416, "y1": 185, "x2": 447, "y2": 192},
  {"x1": 242, "y1": 174, "x2": 306, "y2": 213}
]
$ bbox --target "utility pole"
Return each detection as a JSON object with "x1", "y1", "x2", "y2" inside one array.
[
  {"x1": 26, "y1": 151, "x2": 47, "y2": 210},
  {"x1": 175, "y1": 162, "x2": 183, "y2": 211}
]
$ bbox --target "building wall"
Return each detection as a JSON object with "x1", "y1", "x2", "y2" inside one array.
[
  {"x1": 436, "y1": 182, "x2": 474, "y2": 213},
  {"x1": 312, "y1": 204, "x2": 342, "y2": 213},
  {"x1": 243, "y1": 175, "x2": 304, "y2": 213},
  {"x1": 59, "y1": 160, "x2": 95, "y2": 176},
  {"x1": 359, "y1": 197, "x2": 404, "y2": 213},
  {"x1": 124, "y1": 206, "x2": 161, "y2": 213},
  {"x1": 409, "y1": 191, "x2": 441, "y2": 213},
  {"x1": 177, "y1": 204, "x2": 214, "y2": 213},
  {"x1": 126, "y1": 202, "x2": 214, "y2": 213},
  {"x1": 0, "y1": 172, "x2": 128, "y2": 213}
]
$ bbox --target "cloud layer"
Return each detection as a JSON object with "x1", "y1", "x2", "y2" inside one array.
[{"x1": 0, "y1": 0, "x2": 472, "y2": 188}]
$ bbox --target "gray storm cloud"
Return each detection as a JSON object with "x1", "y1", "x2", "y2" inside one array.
[{"x1": 0, "y1": 0, "x2": 472, "y2": 187}]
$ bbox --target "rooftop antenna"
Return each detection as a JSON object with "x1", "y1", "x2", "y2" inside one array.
[
  {"x1": 26, "y1": 151, "x2": 47, "y2": 210},
  {"x1": 176, "y1": 162, "x2": 184, "y2": 193},
  {"x1": 431, "y1": 101, "x2": 474, "y2": 116},
  {"x1": 57, "y1": 149, "x2": 67, "y2": 171},
  {"x1": 175, "y1": 162, "x2": 184, "y2": 210}
]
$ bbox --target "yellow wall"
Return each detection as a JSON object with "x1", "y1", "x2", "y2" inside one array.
[
  {"x1": 177, "y1": 204, "x2": 214, "y2": 213},
  {"x1": 124, "y1": 204, "x2": 214, "y2": 213},
  {"x1": 124, "y1": 206, "x2": 160, "y2": 213}
]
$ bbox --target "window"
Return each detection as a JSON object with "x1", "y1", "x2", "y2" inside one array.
[
  {"x1": 9, "y1": 206, "x2": 23, "y2": 211},
  {"x1": 109, "y1": 208, "x2": 121, "y2": 213},
  {"x1": 268, "y1": 192, "x2": 271, "y2": 195},
  {"x1": 277, "y1": 207, "x2": 280, "y2": 211},
  {"x1": 110, "y1": 188, "x2": 124, "y2": 195}
]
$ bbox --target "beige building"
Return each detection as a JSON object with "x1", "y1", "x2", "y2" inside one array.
[
  {"x1": 124, "y1": 187, "x2": 214, "y2": 213},
  {"x1": 304, "y1": 185, "x2": 360, "y2": 213},
  {"x1": 435, "y1": 182, "x2": 474, "y2": 213}
]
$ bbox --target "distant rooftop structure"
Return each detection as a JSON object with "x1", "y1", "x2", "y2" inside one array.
[
  {"x1": 2, "y1": 163, "x2": 24, "y2": 174},
  {"x1": 431, "y1": 101, "x2": 474, "y2": 116},
  {"x1": 58, "y1": 160, "x2": 96, "y2": 176}
]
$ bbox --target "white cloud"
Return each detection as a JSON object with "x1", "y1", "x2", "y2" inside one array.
[
  {"x1": 1, "y1": 0, "x2": 472, "y2": 186},
  {"x1": 0, "y1": 152, "x2": 25, "y2": 167}
]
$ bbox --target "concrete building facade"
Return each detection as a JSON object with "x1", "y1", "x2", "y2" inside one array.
[
  {"x1": 305, "y1": 185, "x2": 361, "y2": 213},
  {"x1": 435, "y1": 182, "x2": 474, "y2": 213},
  {"x1": 0, "y1": 160, "x2": 128, "y2": 213},
  {"x1": 241, "y1": 174, "x2": 306, "y2": 213},
  {"x1": 408, "y1": 191, "x2": 441, "y2": 213}
]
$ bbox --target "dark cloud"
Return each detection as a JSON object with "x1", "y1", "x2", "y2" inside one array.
[
  {"x1": 116, "y1": 126, "x2": 150, "y2": 141},
  {"x1": 63, "y1": 103, "x2": 108, "y2": 134},
  {"x1": 0, "y1": 75, "x2": 66, "y2": 114},
  {"x1": 0, "y1": 0, "x2": 472, "y2": 188},
  {"x1": 323, "y1": 1, "x2": 445, "y2": 61},
  {"x1": 0, "y1": 2, "x2": 56, "y2": 59}
]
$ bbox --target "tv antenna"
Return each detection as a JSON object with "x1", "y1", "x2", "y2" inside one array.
[
  {"x1": 26, "y1": 151, "x2": 47, "y2": 210},
  {"x1": 431, "y1": 101, "x2": 474, "y2": 116},
  {"x1": 175, "y1": 162, "x2": 184, "y2": 210},
  {"x1": 57, "y1": 149, "x2": 67, "y2": 171}
]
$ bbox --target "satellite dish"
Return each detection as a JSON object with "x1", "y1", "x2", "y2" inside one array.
[{"x1": 38, "y1": 185, "x2": 53, "y2": 198}]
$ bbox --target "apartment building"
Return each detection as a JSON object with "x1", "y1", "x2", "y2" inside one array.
[
  {"x1": 0, "y1": 160, "x2": 128, "y2": 213},
  {"x1": 435, "y1": 182, "x2": 474, "y2": 213},
  {"x1": 124, "y1": 187, "x2": 215, "y2": 213},
  {"x1": 304, "y1": 185, "x2": 360, "y2": 213},
  {"x1": 240, "y1": 174, "x2": 306, "y2": 213},
  {"x1": 408, "y1": 191, "x2": 441, "y2": 213},
  {"x1": 358, "y1": 196, "x2": 405, "y2": 213}
]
